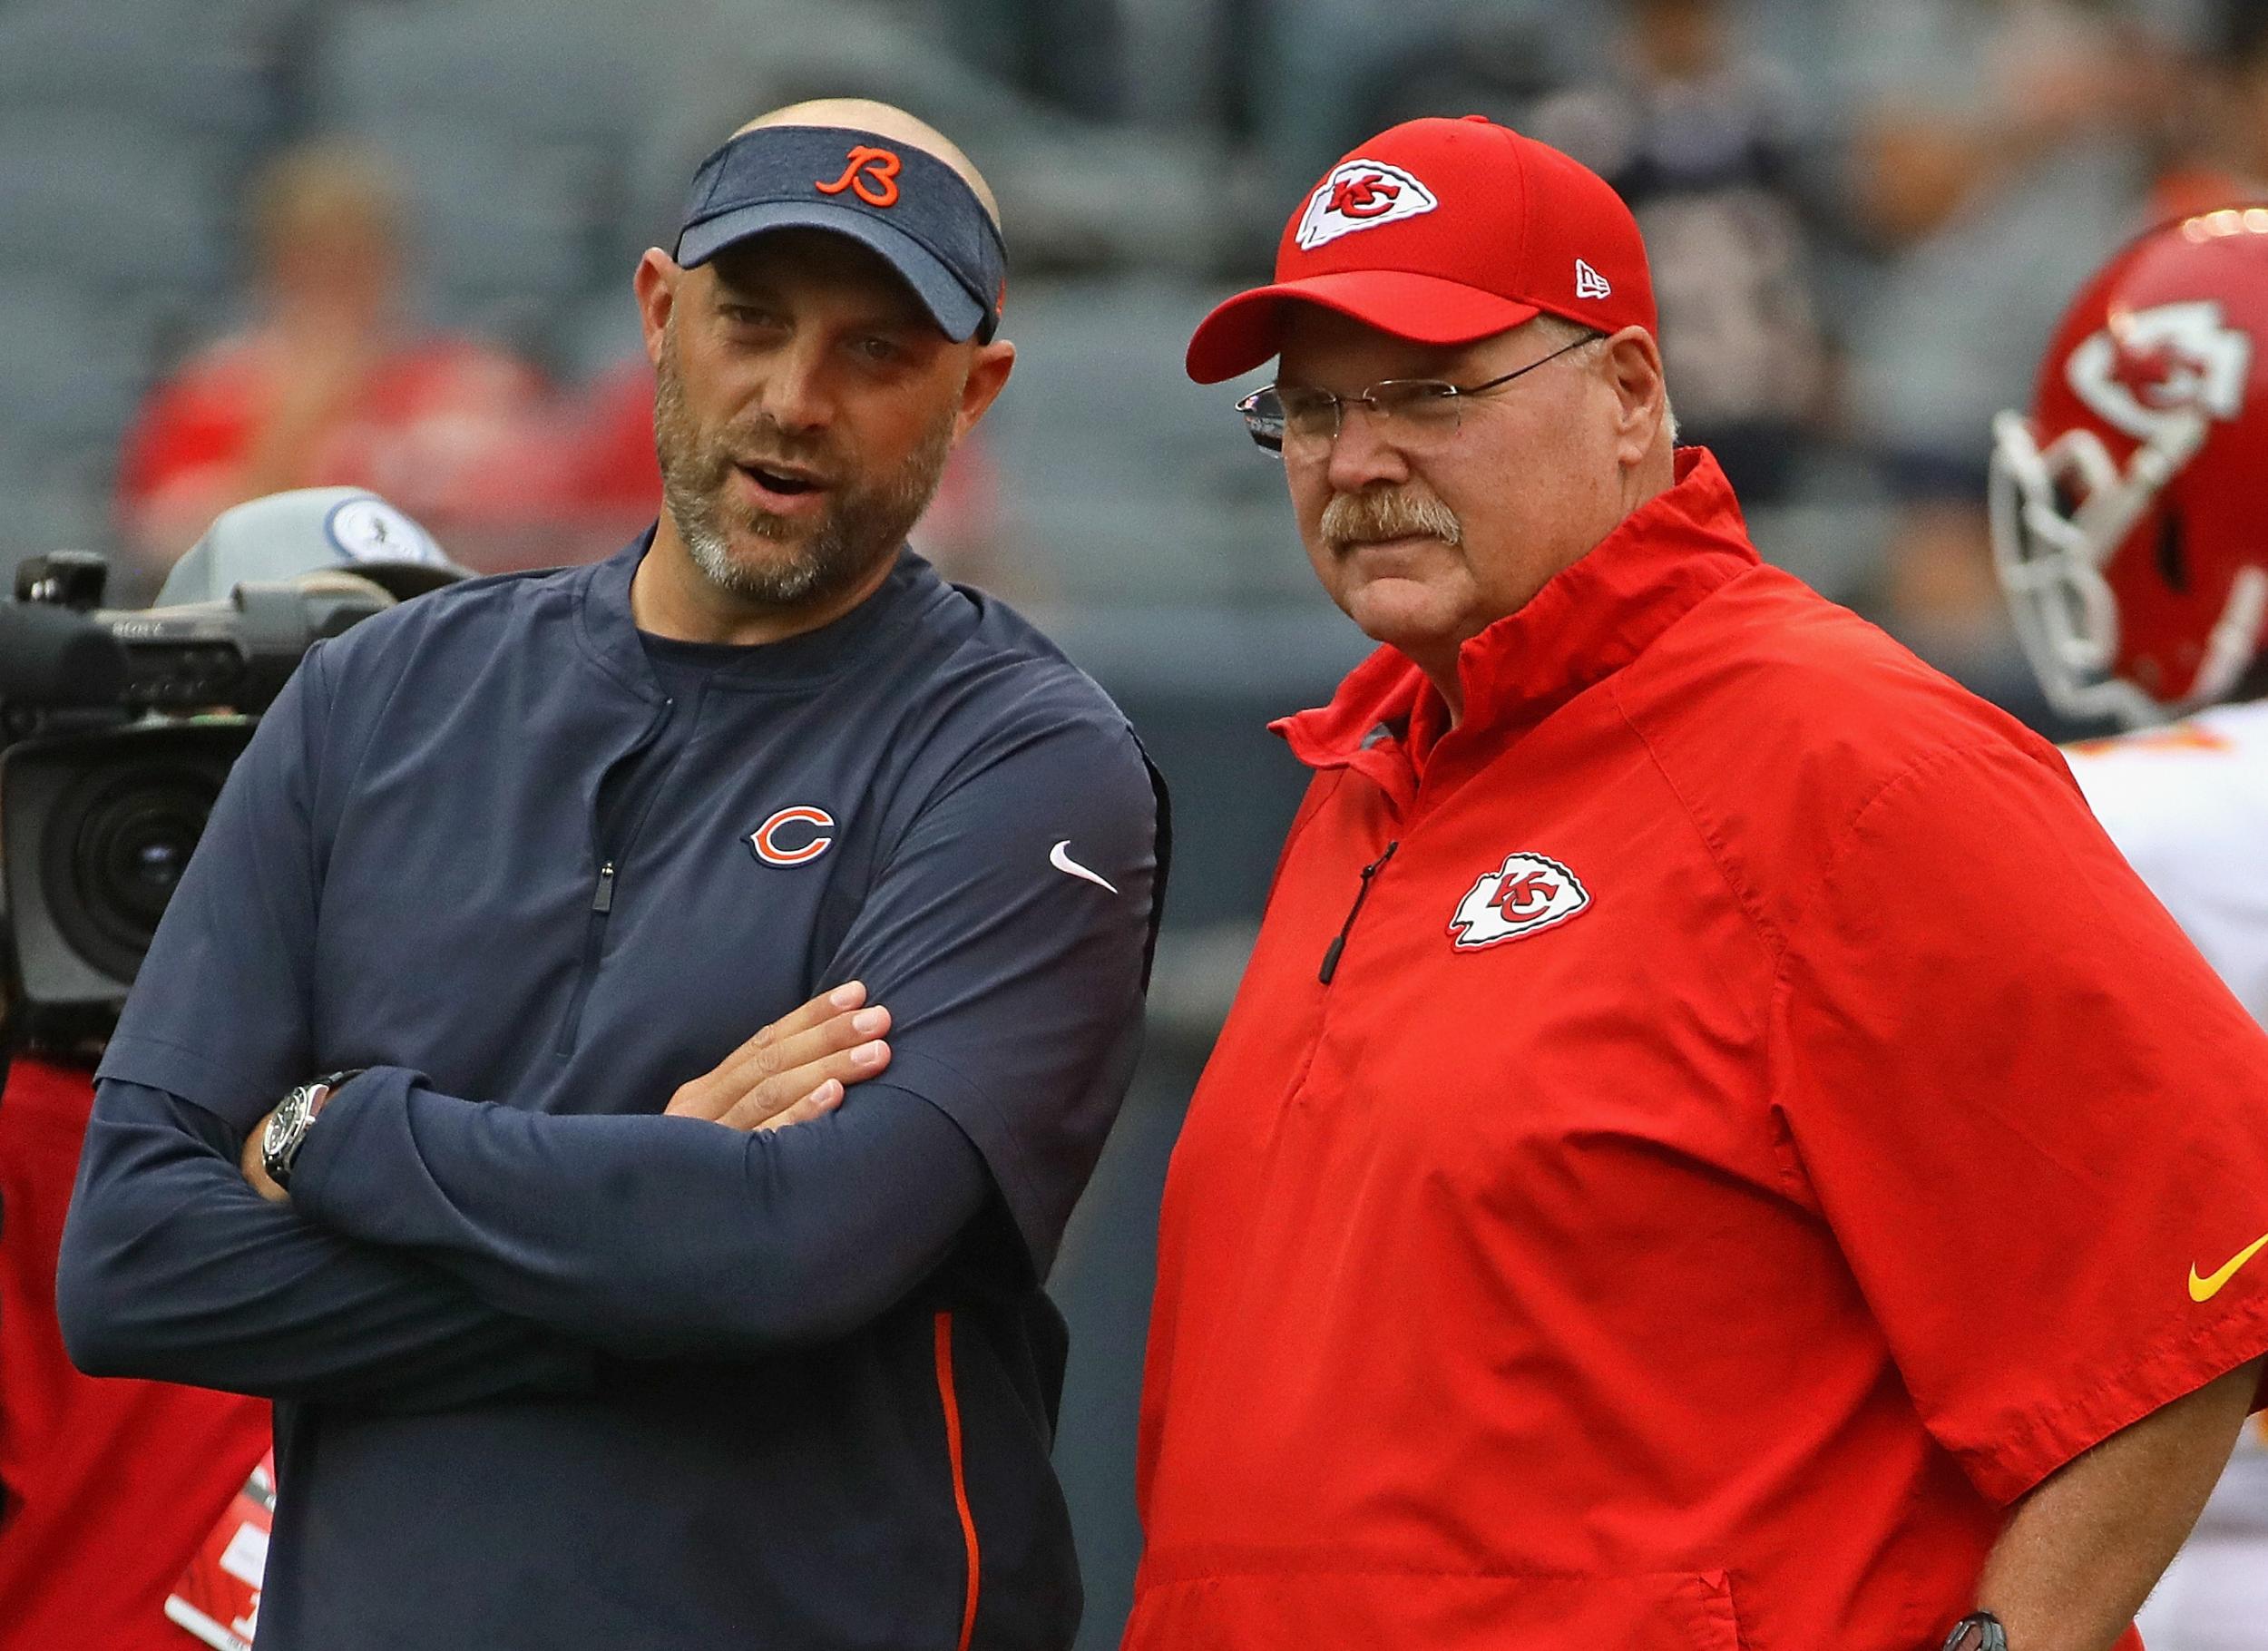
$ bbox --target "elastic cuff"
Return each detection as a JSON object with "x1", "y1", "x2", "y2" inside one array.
[{"x1": 288, "y1": 1065, "x2": 407, "y2": 1221}]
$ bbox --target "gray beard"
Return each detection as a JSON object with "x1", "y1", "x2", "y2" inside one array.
[{"x1": 654, "y1": 331, "x2": 956, "y2": 610}]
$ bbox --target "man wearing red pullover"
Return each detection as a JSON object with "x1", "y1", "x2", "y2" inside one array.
[{"x1": 1131, "y1": 115, "x2": 2268, "y2": 1651}]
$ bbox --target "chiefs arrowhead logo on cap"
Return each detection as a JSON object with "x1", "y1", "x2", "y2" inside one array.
[
  {"x1": 2067, "y1": 300, "x2": 2251, "y2": 442},
  {"x1": 1294, "y1": 159, "x2": 1440, "y2": 250},
  {"x1": 1447, "y1": 852, "x2": 1590, "y2": 950}
]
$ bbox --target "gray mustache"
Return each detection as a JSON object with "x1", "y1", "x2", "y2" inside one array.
[{"x1": 1322, "y1": 489, "x2": 1462, "y2": 548}]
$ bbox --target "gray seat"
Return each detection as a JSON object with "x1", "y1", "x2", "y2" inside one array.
[
  {"x1": 0, "y1": 283, "x2": 153, "y2": 460},
  {"x1": 0, "y1": 118, "x2": 230, "y2": 295},
  {"x1": 0, "y1": 460, "x2": 117, "y2": 572},
  {"x1": 359, "y1": 127, "x2": 605, "y2": 323},
  {"x1": 314, "y1": 0, "x2": 666, "y2": 156},
  {"x1": 983, "y1": 277, "x2": 1314, "y2": 604},
  {"x1": 989, "y1": 280, "x2": 1264, "y2": 478},
  {"x1": 555, "y1": 289, "x2": 647, "y2": 383},
  {"x1": 0, "y1": 2, "x2": 279, "y2": 139},
  {"x1": 0, "y1": 279, "x2": 150, "y2": 577},
  {"x1": 0, "y1": 414, "x2": 128, "y2": 577},
  {"x1": 1002, "y1": 488, "x2": 1309, "y2": 607}
]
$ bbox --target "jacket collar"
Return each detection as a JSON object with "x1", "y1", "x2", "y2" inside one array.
[
  {"x1": 1276, "y1": 449, "x2": 1760, "y2": 785},
  {"x1": 574, "y1": 526, "x2": 953, "y2": 699}
]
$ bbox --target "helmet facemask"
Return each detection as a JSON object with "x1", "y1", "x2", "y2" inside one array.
[{"x1": 1988, "y1": 405, "x2": 2259, "y2": 725}]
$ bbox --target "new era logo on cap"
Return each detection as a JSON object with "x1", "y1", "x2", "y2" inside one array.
[
  {"x1": 1295, "y1": 160, "x2": 1439, "y2": 249},
  {"x1": 1575, "y1": 259, "x2": 1612, "y2": 300}
]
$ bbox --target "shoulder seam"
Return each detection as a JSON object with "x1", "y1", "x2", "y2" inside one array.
[
  {"x1": 1610, "y1": 676, "x2": 1797, "y2": 1192},
  {"x1": 1610, "y1": 681, "x2": 2037, "y2": 1206},
  {"x1": 1783, "y1": 739, "x2": 2045, "y2": 941},
  {"x1": 885, "y1": 706, "x2": 1147, "y2": 867},
  {"x1": 1762, "y1": 738, "x2": 2050, "y2": 1204},
  {"x1": 1608, "y1": 677, "x2": 1785, "y2": 964}
]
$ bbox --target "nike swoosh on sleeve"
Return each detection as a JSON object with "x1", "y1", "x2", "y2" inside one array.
[
  {"x1": 1049, "y1": 840, "x2": 1119, "y2": 894},
  {"x1": 2190, "y1": 1230, "x2": 2268, "y2": 1303}
]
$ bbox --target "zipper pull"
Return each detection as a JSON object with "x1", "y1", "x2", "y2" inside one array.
[
  {"x1": 591, "y1": 861, "x2": 616, "y2": 913},
  {"x1": 1319, "y1": 840, "x2": 1398, "y2": 984}
]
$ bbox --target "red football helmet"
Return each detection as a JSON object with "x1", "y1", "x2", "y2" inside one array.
[{"x1": 1990, "y1": 207, "x2": 2268, "y2": 724}]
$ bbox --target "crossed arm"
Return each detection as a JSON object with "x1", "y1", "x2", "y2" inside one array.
[
  {"x1": 241, "y1": 985, "x2": 992, "y2": 1358},
  {"x1": 60, "y1": 984, "x2": 986, "y2": 1397}
]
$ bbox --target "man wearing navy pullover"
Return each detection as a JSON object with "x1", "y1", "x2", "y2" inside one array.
[{"x1": 56, "y1": 101, "x2": 1164, "y2": 1651}]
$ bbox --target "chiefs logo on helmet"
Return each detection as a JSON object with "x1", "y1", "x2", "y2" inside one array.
[
  {"x1": 2066, "y1": 301, "x2": 2251, "y2": 441},
  {"x1": 1295, "y1": 160, "x2": 1439, "y2": 249},
  {"x1": 1990, "y1": 210, "x2": 2268, "y2": 725},
  {"x1": 1447, "y1": 852, "x2": 1591, "y2": 950}
]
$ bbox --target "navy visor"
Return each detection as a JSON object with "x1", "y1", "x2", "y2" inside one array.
[{"x1": 675, "y1": 125, "x2": 1007, "y2": 343}]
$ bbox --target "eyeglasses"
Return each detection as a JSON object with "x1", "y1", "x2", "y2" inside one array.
[{"x1": 1235, "y1": 330, "x2": 1604, "y2": 455}]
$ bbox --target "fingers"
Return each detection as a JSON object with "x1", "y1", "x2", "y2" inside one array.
[
  {"x1": 771, "y1": 980, "x2": 868, "y2": 1043},
  {"x1": 663, "y1": 982, "x2": 873, "y2": 1120},
  {"x1": 709, "y1": 981, "x2": 868, "y2": 1078},
  {"x1": 753, "y1": 1079, "x2": 843, "y2": 1134},
  {"x1": 712, "y1": 1001, "x2": 890, "y2": 1102},
  {"x1": 719, "y1": 1037, "x2": 893, "y2": 1132}
]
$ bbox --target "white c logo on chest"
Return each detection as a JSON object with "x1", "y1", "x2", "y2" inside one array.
[{"x1": 749, "y1": 806, "x2": 836, "y2": 866}]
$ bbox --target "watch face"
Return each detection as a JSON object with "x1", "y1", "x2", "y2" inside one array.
[{"x1": 263, "y1": 1090, "x2": 308, "y2": 1178}]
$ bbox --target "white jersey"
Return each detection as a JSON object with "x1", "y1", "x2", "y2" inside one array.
[
  {"x1": 2066, "y1": 698, "x2": 2268, "y2": 1026},
  {"x1": 2070, "y1": 700, "x2": 2268, "y2": 1651}
]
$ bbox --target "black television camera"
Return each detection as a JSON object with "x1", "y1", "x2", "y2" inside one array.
[{"x1": 0, "y1": 551, "x2": 399, "y2": 1050}]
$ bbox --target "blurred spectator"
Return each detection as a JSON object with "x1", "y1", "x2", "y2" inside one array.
[
  {"x1": 116, "y1": 142, "x2": 547, "y2": 591},
  {"x1": 908, "y1": 431, "x2": 1016, "y2": 593},
  {"x1": 552, "y1": 358, "x2": 667, "y2": 552},
  {"x1": 1525, "y1": 0, "x2": 1829, "y2": 502},
  {"x1": 2141, "y1": 0, "x2": 2268, "y2": 219},
  {"x1": 2220, "y1": 1, "x2": 2268, "y2": 178},
  {"x1": 1350, "y1": 13, "x2": 1560, "y2": 141},
  {"x1": 1842, "y1": 0, "x2": 2146, "y2": 660},
  {"x1": 935, "y1": 0, "x2": 1129, "y2": 119}
]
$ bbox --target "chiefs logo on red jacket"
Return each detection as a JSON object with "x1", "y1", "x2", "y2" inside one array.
[{"x1": 1446, "y1": 851, "x2": 1591, "y2": 948}]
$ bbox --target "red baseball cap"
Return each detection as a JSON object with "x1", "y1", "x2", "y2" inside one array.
[{"x1": 1185, "y1": 115, "x2": 1657, "y2": 384}]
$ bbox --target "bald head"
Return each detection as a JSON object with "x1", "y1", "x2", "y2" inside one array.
[{"x1": 737, "y1": 100, "x2": 1001, "y2": 229}]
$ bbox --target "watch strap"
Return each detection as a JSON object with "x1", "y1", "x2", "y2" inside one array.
[
  {"x1": 262, "y1": 1068, "x2": 367, "y2": 1189},
  {"x1": 1941, "y1": 1611, "x2": 2009, "y2": 1651}
]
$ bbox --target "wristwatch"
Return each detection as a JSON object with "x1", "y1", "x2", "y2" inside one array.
[
  {"x1": 1940, "y1": 1611, "x2": 2009, "y2": 1651},
  {"x1": 259, "y1": 1069, "x2": 366, "y2": 1190}
]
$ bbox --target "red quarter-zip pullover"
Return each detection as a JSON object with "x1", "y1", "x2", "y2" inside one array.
[{"x1": 1129, "y1": 452, "x2": 2268, "y2": 1651}]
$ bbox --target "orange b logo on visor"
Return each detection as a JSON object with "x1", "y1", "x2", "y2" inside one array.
[{"x1": 817, "y1": 145, "x2": 902, "y2": 209}]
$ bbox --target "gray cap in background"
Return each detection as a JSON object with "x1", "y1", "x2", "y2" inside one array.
[{"x1": 157, "y1": 486, "x2": 471, "y2": 607}]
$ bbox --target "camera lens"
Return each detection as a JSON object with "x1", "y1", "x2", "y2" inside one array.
[
  {"x1": 83, "y1": 780, "x2": 210, "y2": 935},
  {"x1": 41, "y1": 760, "x2": 230, "y2": 984}
]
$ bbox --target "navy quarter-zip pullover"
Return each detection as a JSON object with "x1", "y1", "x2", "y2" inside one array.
[{"x1": 57, "y1": 535, "x2": 1166, "y2": 1650}]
